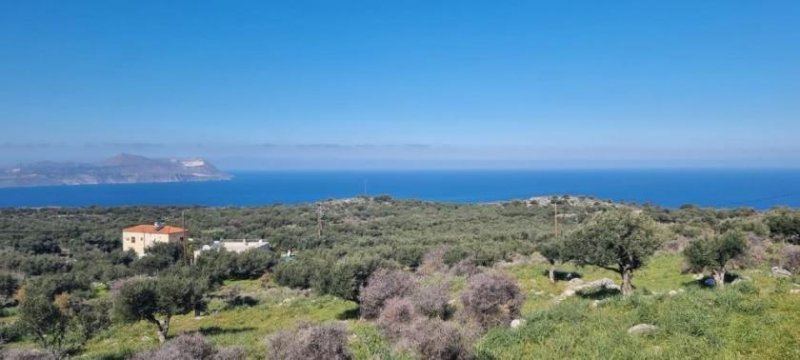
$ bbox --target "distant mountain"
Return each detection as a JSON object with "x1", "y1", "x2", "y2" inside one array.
[{"x1": 0, "y1": 154, "x2": 232, "y2": 188}]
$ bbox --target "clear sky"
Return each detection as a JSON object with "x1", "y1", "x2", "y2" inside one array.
[{"x1": 1, "y1": 1, "x2": 799, "y2": 169}]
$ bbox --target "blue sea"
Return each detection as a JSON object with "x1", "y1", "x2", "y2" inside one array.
[{"x1": 1, "y1": 170, "x2": 800, "y2": 209}]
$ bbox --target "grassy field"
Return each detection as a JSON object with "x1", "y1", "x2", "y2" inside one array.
[{"x1": 67, "y1": 253, "x2": 800, "y2": 359}]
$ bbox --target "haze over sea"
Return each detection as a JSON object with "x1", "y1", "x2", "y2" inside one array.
[{"x1": 1, "y1": 169, "x2": 800, "y2": 209}]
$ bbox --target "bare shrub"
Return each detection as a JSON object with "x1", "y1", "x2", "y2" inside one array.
[
  {"x1": 358, "y1": 269, "x2": 416, "y2": 319},
  {"x1": 401, "y1": 318, "x2": 474, "y2": 360},
  {"x1": 411, "y1": 283, "x2": 450, "y2": 319},
  {"x1": 781, "y1": 244, "x2": 800, "y2": 273},
  {"x1": 131, "y1": 333, "x2": 244, "y2": 360},
  {"x1": 450, "y1": 259, "x2": 481, "y2": 277},
  {"x1": 212, "y1": 347, "x2": 246, "y2": 360},
  {"x1": 418, "y1": 248, "x2": 448, "y2": 275},
  {"x1": 267, "y1": 322, "x2": 351, "y2": 360},
  {"x1": 459, "y1": 272, "x2": 523, "y2": 330},
  {"x1": 377, "y1": 297, "x2": 418, "y2": 341},
  {"x1": 1, "y1": 348, "x2": 55, "y2": 360}
]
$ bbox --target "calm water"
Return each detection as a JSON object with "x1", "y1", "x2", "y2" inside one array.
[{"x1": 1, "y1": 170, "x2": 800, "y2": 209}]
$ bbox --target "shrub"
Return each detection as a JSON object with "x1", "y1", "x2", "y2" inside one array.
[
  {"x1": 450, "y1": 259, "x2": 481, "y2": 277},
  {"x1": 267, "y1": 322, "x2": 351, "y2": 360},
  {"x1": 460, "y1": 272, "x2": 523, "y2": 330},
  {"x1": 273, "y1": 258, "x2": 318, "y2": 289},
  {"x1": 781, "y1": 244, "x2": 800, "y2": 273},
  {"x1": 418, "y1": 248, "x2": 448, "y2": 275},
  {"x1": 358, "y1": 269, "x2": 417, "y2": 319},
  {"x1": 411, "y1": 283, "x2": 451, "y2": 319},
  {"x1": 0, "y1": 348, "x2": 55, "y2": 360},
  {"x1": 0, "y1": 273, "x2": 20, "y2": 300},
  {"x1": 313, "y1": 255, "x2": 392, "y2": 301},
  {"x1": 131, "y1": 333, "x2": 244, "y2": 360},
  {"x1": 403, "y1": 318, "x2": 474, "y2": 360},
  {"x1": 377, "y1": 297, "x2": 418, "y2": 341}
]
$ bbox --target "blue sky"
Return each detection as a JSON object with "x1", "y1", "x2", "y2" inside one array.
[{"x1": 1, "y1": 1, "x2": 799, "y2": 169}]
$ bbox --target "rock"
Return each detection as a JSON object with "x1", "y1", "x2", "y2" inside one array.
[
  {"x1": 628, "y1": 324, "x2": 659, "y2": 336},
  {"x1": 790, "y1": 289, "x2": 800, "y2": 295},
  {"x1": 554, "y1": 278, "x2": 620, "y2": 303},
  {"x1": 510, "y1": 319, "x2": 525, "y2": 329},
  {"x1": 692, "y1": 274, "x2": 705, "y2": 280},
  {"x1": 668, "y1": 290, "x2": 678, "y2": 296},
  {"x1": 772, "y1": 267, "x2": 792, "y2": 278},
  {"x1": 568, "y1": 278, "x2": 584, "y2": 286}
]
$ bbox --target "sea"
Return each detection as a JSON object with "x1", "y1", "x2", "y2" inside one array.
[{"x1": 1, "y1": 169, "x2": 800, "y2": 209}]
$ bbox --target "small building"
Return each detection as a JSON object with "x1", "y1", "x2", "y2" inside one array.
[
  {"x1": 193, "y1": 239, "x2": 271, "y2": 259},
  {"x1": 122, "y1": 222, "x2": 187, "y2": 257}
]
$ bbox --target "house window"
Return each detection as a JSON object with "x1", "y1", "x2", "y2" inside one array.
[{"x1": 130, "y1": 237, "x2": 135, "y2": 243}]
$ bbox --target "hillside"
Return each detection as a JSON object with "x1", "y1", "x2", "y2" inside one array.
[
  {"x1": 0, "y1": 154, "x2": 231, "y2": 188},
  {"x1": 0, "y1": 198, "x2": 799, "y2": 359}
]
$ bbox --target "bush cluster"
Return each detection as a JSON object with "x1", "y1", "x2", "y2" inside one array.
[
  {"x1": 131, "y1": 333, "x2": 244, "y2": 360},
  {"x1": 359, "y1": 269, "x2": 416, "y2": 319},
  {"x1": 267, "y1": 322, "x2": 351, "y2": 360},
  {"x1": 460, "y1": 272, "x2": 523, "y2": 329}
]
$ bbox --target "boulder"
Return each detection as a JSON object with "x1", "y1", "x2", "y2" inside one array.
[
  {"x1": 510, "y1": 319, "x2": 526, "y2": 329},
  {"x1": 554, "y1": 278, "x2": 620, "y2": 303},
  {"x1": 627, "y1": 324, "x2": 658, "y2": 336},
  {"x1": 772, "y1": 267, "x2": 792, "y2": 278}
]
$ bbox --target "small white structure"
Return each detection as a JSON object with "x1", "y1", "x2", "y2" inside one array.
[{"x1": 194, "y1": 239, "x2": 270, "y2": 258}]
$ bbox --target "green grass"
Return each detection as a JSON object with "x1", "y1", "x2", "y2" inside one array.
[
  {"x1": 60, "y1": 256, "x2": 800, "y2": 359},
  {"x1": 480, "y1": 254, "x2": 800, "y2": 359},
  {"x1": 79, "y1": 280, "x2": 357, "y2": 359}
]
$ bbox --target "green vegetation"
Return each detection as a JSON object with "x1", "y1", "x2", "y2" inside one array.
[
  {"x1": 0, "y1": 196, "x2": 799, "y2": 359},
  {"x1": 684, "y1": 231, "x2": 749, "y2": 288},
  {"x1": 565, "y1": 209, "x2": 661, "y2": 296}
]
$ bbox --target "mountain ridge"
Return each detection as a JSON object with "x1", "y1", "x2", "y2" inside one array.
[{"x1": 0, "y1": 154, "x2": 232, "y2": 188}]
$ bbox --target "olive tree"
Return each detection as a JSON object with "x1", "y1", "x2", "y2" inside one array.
[
  {"x1": 684, "y1": 231, "x2": 748, "y2": 289},
  {"x1": 17, "y1": 291, "x2": 72, "y2": 359},
  {"x1": 114, "y1": 273, "x2": 204, "y2": 343},
  {"x1": 566, "y1": 209, "x2": 660, "y2": 296},
  {"x1": 536, "y1": 235, "x2": 568, "y2": 283}
]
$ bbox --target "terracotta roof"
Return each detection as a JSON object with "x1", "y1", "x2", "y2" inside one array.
[{"x1": 123, "y1": 224, "x2": 186, "y2": 234}]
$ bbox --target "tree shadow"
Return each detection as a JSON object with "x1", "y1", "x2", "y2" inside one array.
[
  {"x1": 681, "y1": 273, "x2": 740, "y2": 289},
  {"x1": 577, "y1": 287, "x2": 621, "y2": 300},
  {"x1": 337, "y1": 307, "x2": 360, "y2": 320},
  {"x1": 197, "y1": 326, "x2": 257, "y2": 336},
  {"x1": 227, "y1": 295, "x2": 259, "y2": 307},
  {"x1": 540, "y1": 270, "x2": 583, "y2": 281}
]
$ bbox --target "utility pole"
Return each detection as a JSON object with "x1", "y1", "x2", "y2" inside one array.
[
  {"x1": 554, "y1": 202, "x2": 559, "y2": 238},
  {"x1": 182, "y1": 210, "x2": 190, "y2": 265},
  {"x1": 317, "y1": 203, "x2": 323, "y2": 239}
]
